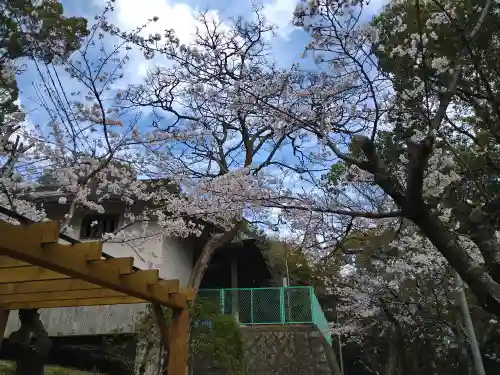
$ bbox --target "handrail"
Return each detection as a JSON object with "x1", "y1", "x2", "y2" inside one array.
[{"x1": 199, "y1": 286, "x2": 332, "y2": 344}]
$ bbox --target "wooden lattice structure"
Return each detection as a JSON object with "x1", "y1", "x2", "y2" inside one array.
[{"x1": 0, "y1": 220, "x2": 193, "y2": 375}]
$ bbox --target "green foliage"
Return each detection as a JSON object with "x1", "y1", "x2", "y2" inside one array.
[
  {"x1": 130, "y1": 302, "x2": 244, "y2": 375},
  {"x1": 263, "y1": 240, "x2": 314, "y2": 285},
  {"x1": 0, "y1": 362, "x2": 97, "y2": 375},
  {"x1": 0, "y1": 0, "x2": 89, "y2": 62},
  {"x1": 373, "y1": 0, "x2": 500, "y2": 98},
  {"x1": 240, "y1": 221, "x2": 266, "y2": 237},
  {"x1": 0, "y1": 362, "x2": 15, "y2": 375},
  {"x1": 372, "y1": 0, "x2": 500, "y2": 169},
  {"x1": 190, "y1": 300, "x2": 244, "y2": 375},
  {"x1": 0, "y1": 0, "x2": 88, "y2": 127},
  {"x1": 327, "y1": 162, "x2": 348, "y2": 186}
]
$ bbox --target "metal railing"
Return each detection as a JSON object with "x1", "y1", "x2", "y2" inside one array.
[{"x1": 198, "y1": 286, "x2": 331, "y2": 344}]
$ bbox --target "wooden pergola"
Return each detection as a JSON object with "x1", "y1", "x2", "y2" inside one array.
[{"x1": 0, "y1": 220, "x2": 193, "y2": 375}]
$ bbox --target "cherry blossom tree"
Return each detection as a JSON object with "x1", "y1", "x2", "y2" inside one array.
[
  {"x1": 232, "y1": 0, "x2": 500, "y2": 319},
  {"x1": 0, "y1": 3, "x2": 212, "y2": 248},
  {"x1": 2, "y1": 3, "x2": 296, "y2": 295},
  {"x1": 101, "y1": 6, "x2": 305, "y2": 290},
  {"x1": 5, "y1": 0, "x2": 500, "y2": 357}
]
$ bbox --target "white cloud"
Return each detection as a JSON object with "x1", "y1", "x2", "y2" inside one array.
[
  {"x1": 108, "y1": 0, "x2": 198, "y2": 82},
  {"x1": 103, "y1": 0, "x2": 225, "y2": 84},
  {"x1": 262, "y1": 0, "x2": 298, "y2": 40},
  {"x1": 111, "y1": 0, "x2": 226, "y2": 44},
  {"x1": 261, "y1": 0, "x2": 389, "y2": 40},
  {"x1": 113, "y1": 0, "x2": 200, "y2": 42},
  {"x1": 365, "y1": 0, "x2": 390, "y2": 15}
]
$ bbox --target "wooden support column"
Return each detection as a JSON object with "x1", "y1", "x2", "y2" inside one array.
[
  {"x1": 167, "y1": 308, "x2": 190, "y2": 375},
  {"x1": 230, "y1": 253, "x2": 239, "y2": 321},
  {"x1": 153, "y1": 304, "x2": 170, "y2": 350},
  {"x1": 0, "y1": 309, "x2": 9, "y2": 346},
  {"x1": 152, "y1": 304, "x2": 170, "y2": 374}
]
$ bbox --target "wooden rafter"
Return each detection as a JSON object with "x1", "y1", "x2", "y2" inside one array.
[
  {"x1": 0, "y1": 220, "x2": 185, "y2": 309},
  {"x1": 0, "y1": 219, "x2": 195, "y2": 375},
  {"x1": 1, "y1": 297, "x2": 146, "y2": 310},
  {"x1": 0, "y1": 279, "x2": 101, "y2": 295}
]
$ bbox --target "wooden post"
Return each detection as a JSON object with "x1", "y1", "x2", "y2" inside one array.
[
  {"x1": 454, "y1": 271, "x2": 485, "y2": 375},
  {"x1": 230, "y1": 253, "x2": 239, "y2": 321},
  {"x1": 0, "y1": 309, "x2": 9, "y2": 346},
  {"x1": 152, "y1": 304, "x2": 170, "y2": 374},
  {"x1": 167, "y1": 307, "x2": 190, "y2": 375}
]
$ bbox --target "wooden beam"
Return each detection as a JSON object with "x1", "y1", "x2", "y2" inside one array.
[
  {"x1": 0, "y1": 279, "x2": 101, "y2": 295},
  {"x1": 0, "y1": 220, "x2": 59, "y2": 244},
  {"x1": 0, "y1": 256, "x2": 30, "y2": 268},
  {"x1": 153, "y1": 304, "x2": 171, "y2": 349},
  {"x1": 159, "y1": 279, "x2": 180, "y2": 294},
  {"x1": 0, "y1": 242, "x2": 102, "y2": 269},
  {"x1": 89, "y1": 257, "x2": 134, "y2": 275},
  {"x1": 0, "y1": 296, "x2": 147, "y2": 310},
  {"x1": 153, "y1": 304, "x2": 171, "y2": 373},
  {"x1": 43, "y1": 242, "x2": 103, "y2": 261},
  {"x1": 167, "y1": 308, "x2": 190, "y2": 375},
  {"x1": 179, "y1": 287, "x2": 197, "y2": 301},
  {"x1": 0, "y1": 266, "x2": 69, "y2": 283},
  {"x1": 0, "y1": 221, "x2": 186, "y2": 308},
  {"x1": 0, "y1": 288, "x2": 129, "y2": 304},
  {"x1": 0, "y1": 310, "x2": 9, "y2": 344},
  {"x1": 125, "y1": 269, "x2": 159, "y2": 285}
]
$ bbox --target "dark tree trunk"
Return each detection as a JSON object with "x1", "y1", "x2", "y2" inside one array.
[{"x1": 8, "y1": 309, "x2": 51, "y2": 375}]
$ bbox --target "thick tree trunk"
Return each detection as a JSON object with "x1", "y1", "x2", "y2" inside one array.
[
  {"x1": 354, "y1": 135, "x2": 500, "y2": 317},
  {"x1": 412, "y1": 210, "x2": 500, "y2": 316},
  {"x1": 188, "y1": 224, "x2": 241, "y2": 291},
  {"x1": 384, "y1": 340, "x2": 397, "y2": 375},
  {"x1": 181, "y1": 224, "x2": 241, "y2": 375},
  {"x1": 9, "y1": 309, "x2": 51, "y2": 375}
]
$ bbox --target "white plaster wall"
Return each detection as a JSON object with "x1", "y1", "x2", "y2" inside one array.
[
  {"x1": 99, "y1": 221, "x2": 164, "y2": 272},
  {"x1": 160, "y1": 237, "x2": 194, "y2": 287},
  {"x1": 43, "y1": 202, "x2": 192, "y2": 279}
]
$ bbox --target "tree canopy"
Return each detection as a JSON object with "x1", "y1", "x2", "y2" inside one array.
[{"x1": 2, "y1": 0, "x2": 500, "y2": 371}]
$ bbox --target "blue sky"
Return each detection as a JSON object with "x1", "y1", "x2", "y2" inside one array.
[
  {"x1": 16, "y1": 0, "x2": 388, "y2": 117},
  {"x1": 10, "y1": 0, "x2": 391, "y2": 238},
  {"x1": 18, "y1": 0, "x2": 388, "y2": 99},
  {"x1": 14, "y1": 0, "x2": 316, "y2": 153},
  {"x1": 15, "y1": 0, "x2": 388, "y2": 186},
  {"x1": 17, "y1": 0, "x2": 312, "y2": 121},
  {"x1": 58, "y1": 0, "x2": 311, "y2": 65}
]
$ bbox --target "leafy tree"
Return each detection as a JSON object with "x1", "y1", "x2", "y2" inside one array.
[
  {"x1": 282, "y1": 221, "x2": 500, "y2": 375},
  {"x1": 105, "y1": 302, "x2": 244, "y2": 375},
  {"x1": 0, "y1": 0, "x2": 88, "y2": 120},
  {"x1": 1, "y1": 0, "x2": 88, "y2": 182},
  {"x1": 5, "y1": 1, "x2": 500, "y2": 373},
  {"x1": 262, "y1": 0, "x2": 500, "y2": 318}
]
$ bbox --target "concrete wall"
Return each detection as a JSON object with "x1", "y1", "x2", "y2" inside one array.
[
  {"x1": 4, "y1": 304, "x2": 147, "y2": 337},
  {"x1": 192, "y1": 325, "x2": 340, "y2": 375}
]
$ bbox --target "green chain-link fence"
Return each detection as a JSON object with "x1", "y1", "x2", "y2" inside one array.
[{"x1": 198, "y1": 286, "x2": 331, "y2": 344}]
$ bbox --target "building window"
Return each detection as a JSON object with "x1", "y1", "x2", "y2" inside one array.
[{"x1": 80, "y1": 214, "x2": 120, "y2": 240}]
